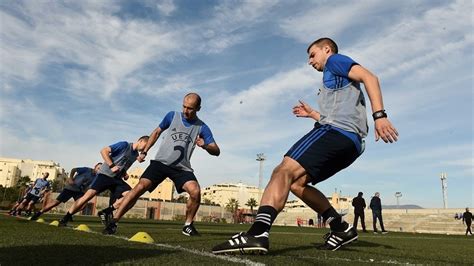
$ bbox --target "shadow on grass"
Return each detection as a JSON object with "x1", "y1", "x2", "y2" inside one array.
[
  {"x1": 273, "y1": 244, "x2": 317, "y2": 255},
  {"x1": 0, "y1": 245, "x2": 176, "y2": 265},
  {"x1": 349, "y1": 240, "x2": 395, "y2": 249}
]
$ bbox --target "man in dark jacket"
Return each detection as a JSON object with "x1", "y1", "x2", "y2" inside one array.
[
  {"x1": 369, "y1": 192, "x2": 387, "y2": 234},
  {"x1": 352, "y1": 192, "x2": 367, "y2": 232},
  {"x1": 462, "y1": 207, "x2": 472, "y2": 236}
]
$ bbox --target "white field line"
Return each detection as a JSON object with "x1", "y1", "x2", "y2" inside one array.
[{"x1": 273, "y1": 255, "x2": 410, "y2": 265}]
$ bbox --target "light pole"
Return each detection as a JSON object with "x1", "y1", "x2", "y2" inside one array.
[
  {"x1": 440, "y1": 172, "x2": 448, "y2": 209},
  {"x1": 256, "y1": 153, "x2": 265, "y2": 201},
  {"x1": 395, "y1": 192, "x2": 402, "y2": 209}
]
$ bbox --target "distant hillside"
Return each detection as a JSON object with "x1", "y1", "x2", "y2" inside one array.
[{"x1": 382, "y1": 205, "x2": 423, "y2": 209}]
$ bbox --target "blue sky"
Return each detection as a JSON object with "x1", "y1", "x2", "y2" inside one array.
[{"x1": 0, "y1": 0, "x2": 472, "y2": 208}]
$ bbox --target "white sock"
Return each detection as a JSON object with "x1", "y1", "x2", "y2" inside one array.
[{"x1": 184, "y1": 222, "x2": 192, "y2": 226}]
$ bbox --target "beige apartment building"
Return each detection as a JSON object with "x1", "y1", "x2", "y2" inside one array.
[
  {"x1": 285, "y1": 191, "x2": 353, "y2": 211},
  {"x1": 0, "y1": 157, "x2": 66, "y2": 187},
  {"x1": 126, "y1": 167, "x2": 175, "y2": 201},
  {"x1": 201, "y1": 182, "x2": 263, "y2": 207}
]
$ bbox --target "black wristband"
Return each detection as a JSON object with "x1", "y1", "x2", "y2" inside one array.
[
  {"x1": 140, "y1": 151, "x2": 147, "y2": 156},
  {"x1": 109, "y1": 163, "x2": 116, "y2": 168},
  {"x1": 372, "y1": 110, "x2": 387, "y2": 121}
]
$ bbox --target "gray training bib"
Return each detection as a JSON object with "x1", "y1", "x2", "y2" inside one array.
[{"x1": 155, "y1": 112, "x2": 203, "y2": 172}]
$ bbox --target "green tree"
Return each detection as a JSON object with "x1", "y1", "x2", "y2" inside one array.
[
  {"x1": 245, "y1": 198, "x2": 258, "y2": 213},
  {"x1": 16, "y1": 176, "x2": 31, "y2": 188},
  {"x1": 51, "y1": 179, "x2": 62, "y2": 192},
  {"x1": 174, "y1": 195, "x2": 188, "y2": 203},
  {"x1": 202, "y1": 198, "x2": 215, "y2": 205},
  {"x1": 225, "y1": 198, "x2": 239, "y2": 213}
]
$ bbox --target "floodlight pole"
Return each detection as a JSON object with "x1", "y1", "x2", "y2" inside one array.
[
  {"x1": 256, "y1": 153, "x2": 266, "y2": 201},
  {"x1": 395, "y1": 192, "x2": 402, "y2": 209},
  {"x1": 440, "y1": 173, "x2": 448, "y2": 209}
]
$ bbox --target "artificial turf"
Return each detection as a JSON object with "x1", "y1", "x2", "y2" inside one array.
[{"x1": 0, "y1": 212, "x2": 472, "y2": 265}]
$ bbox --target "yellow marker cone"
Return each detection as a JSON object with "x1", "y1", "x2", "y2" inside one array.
[
  {"x1": 49, "y1": 220, "x2": 59, "y2": 226},
  {"x1": 129, "y1": 232, "x2": 155, "y2": 244},
  {"x1": 74, "y1": 224, "x2": 92, "y2": 232},
  {"x1": 36, "y1": 218, "x2": 45, "y2": 223}
]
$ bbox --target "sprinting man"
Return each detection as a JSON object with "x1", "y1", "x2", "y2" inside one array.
[
  {"x1": 8, "y1": 183, "x2": 33, "y2": 216},
  {"x1": 212, "y1": 37, "x2": 398, "y2": 254},
  {"x1": 14, "y1": 173, "x2": 51, "y2": 216},
  {"x1": 58, "y1": 136, "x2": 149, "y2": 226},
  {"x1": 103, "y1": 93, "x2": 220, "y2": 236},
  {"x1": 30, "y1": 163, "x2": 102, "y2": 220}
]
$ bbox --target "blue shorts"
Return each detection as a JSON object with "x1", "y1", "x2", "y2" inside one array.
[
  {"x1": 285, "y1": 123, "x2": 360, "y2": 184},
  {"x1": 56, "y1": 189, "x2": 84, "y2": 203},
  {"x1": 24, "y1": 193, "x2": 40, "y2": 204},
  {"x1": 141, "y1": 160, "x2": 197, "y2": 194},
  {"x1": 90, "y1": 174, "x2": 131, "y2": 197}
]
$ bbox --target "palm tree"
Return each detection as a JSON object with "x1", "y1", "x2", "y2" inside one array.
[
  {"x1": 246, "y1": 198, "x2": 258, "y2": 213},
  {"x1": 225, "y1": 198, "x2": 239, "y2": 213},
  {"x1": 225, "y1": 198, "x2": 240, "y2": 223}
]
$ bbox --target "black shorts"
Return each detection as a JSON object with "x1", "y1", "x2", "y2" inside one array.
[
  {"x1": 142, "y1": 160, "x2": 198, "y2": 194},
  {"x1": 285, "y1": 123, "x2": 360, "y2": 184},
  {"x1": 56, "y1": 189, "x2": 84, "y2": 203},
  {"x1": 90, "y1": 173, "x2": 131, "y2": 195},
  {"x1": 24, "y1": 193, "x2": 40, "y2": 204}
]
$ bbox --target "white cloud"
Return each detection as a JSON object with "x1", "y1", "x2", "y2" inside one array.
[
  {"x1": 156, "y1": 0, "x2": 176, "y2": 16},
  {"x1": 0, "y1": 1, "x2": 472, "y2": 207}
]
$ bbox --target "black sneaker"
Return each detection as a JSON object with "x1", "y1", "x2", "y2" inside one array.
[
  {"x1": 30, "y1": 211, "x2": 42, "y2": 221},
  {"x1": 102, "y1": 221, "x2": 117, "y2": 235},
  {"x1": 212, "y1": 232, "x2": 269, "y2": 255},
  {"x1": 98, "y1": 208, "x2": 113, "y2": 226},
  {"x1": 317, "y1": 224, "x2": 358, "y2": 251},
  {"x1": 182, "y1": 223, "x2": 200, "y2": 236},
  {"x1": 58, "y1": 214, "x2": 73, "y2": 227}
]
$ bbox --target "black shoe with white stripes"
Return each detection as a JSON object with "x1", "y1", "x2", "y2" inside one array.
[
  {"x1": 318, "y1": 224, "x2": 358, "y2": 251},
  {"x1": 182, "y1": 222, "x2": 200, "y2": 236},
  {"x1": 102, "y1": 221, "x2": 117, "y2": 235},
  {"x1": 98, "y1": 208, "x2": 113, "y2": 226},
  {"x1": 212, "y1": 232, "x2": 269, "y2": 255}
]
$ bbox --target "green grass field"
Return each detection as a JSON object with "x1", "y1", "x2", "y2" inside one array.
[{"x1": 1, "y1": 212, "x2": 472, "y2": 265}]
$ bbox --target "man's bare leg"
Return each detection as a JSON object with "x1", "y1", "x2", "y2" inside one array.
[
  {"x1": 182, "y1": 181, "x2": 201, "y2": 224},
  {"x1": 113, "y1": 179, "x2": 153, "y2": 221}
]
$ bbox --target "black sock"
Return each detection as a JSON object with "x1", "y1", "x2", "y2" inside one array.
[
  {"x1": 108, "y1": 205, "x2": 116, "y2": 211},
  {"x1": 322, "y1": 207, "x2": 348, "y2": 232},
  {"x1": 247, "y1": 205, "x2": 278, "y2": 236},
  {"x1": 64, "y1": 212, "x2": 73, "y2": 220}
]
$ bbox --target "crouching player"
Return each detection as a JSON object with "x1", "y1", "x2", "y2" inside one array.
[
  {"x1": 58, "y1": 136, "x2": 149, "y2": 226},
  {"x1": 30, "y1": 163, "x2": 102, "y2": 220}
]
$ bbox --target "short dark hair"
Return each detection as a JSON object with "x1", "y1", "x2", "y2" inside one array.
[
  {"x1": 185, "y1": 92, "x2": 201, "y2": 108},
  {"x1": 138, "y1": 135, "x2": 149, "y2": 141},
  {"x1": 307, "y1": 37, "x2": 338, "y2": 54}
]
